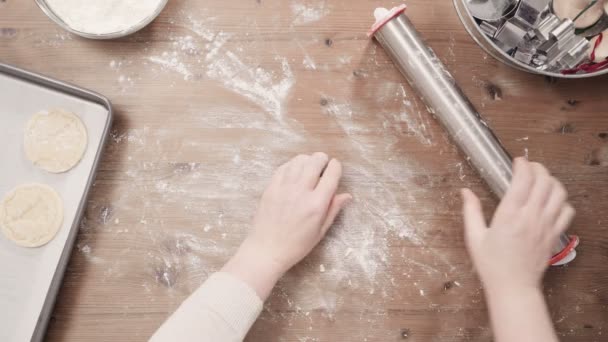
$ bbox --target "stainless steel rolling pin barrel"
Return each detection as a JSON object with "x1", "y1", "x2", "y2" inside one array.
[{"x1": 369, "y1": 5, "x2": 579, "y2": 266}]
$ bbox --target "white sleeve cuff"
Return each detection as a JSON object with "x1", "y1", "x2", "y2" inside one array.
[{"x1": 191, "y1": 272, "x2": 264, "y2": 337}]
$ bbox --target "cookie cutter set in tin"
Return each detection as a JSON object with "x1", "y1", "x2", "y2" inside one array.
[
  {"x1": 369, "y1": 6, "x2": 579, "y2": 266},
  {"x1": 456, "y1": 0, "x2": 608, "y2": 77}
]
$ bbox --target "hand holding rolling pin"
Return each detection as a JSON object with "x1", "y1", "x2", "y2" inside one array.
[
  {"x1": 461, "y1": 157, "x2": 575, "y2": 342},
  {"x1": 462, "y1": 157, "x2": 576, "y2": 290}
]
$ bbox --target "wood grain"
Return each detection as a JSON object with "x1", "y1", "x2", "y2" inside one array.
[{"x1": 1, "y1": 0, "x2": 608, "y2": 341}]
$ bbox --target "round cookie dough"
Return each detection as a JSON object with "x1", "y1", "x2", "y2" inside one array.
[
  {"x1": 0, "y1": 184, "x2": 64, "y2": 248},
  {"x1": 24, "y1": 109, "x2": 88, "y2": 173}
]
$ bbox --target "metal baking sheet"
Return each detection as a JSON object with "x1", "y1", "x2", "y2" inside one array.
[{"x1": 0, "y1": 63, "x2": 112, "y2": 342}]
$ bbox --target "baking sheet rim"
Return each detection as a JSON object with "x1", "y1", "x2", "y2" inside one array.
[{"x1": 0, "y1": 62, "x2": 114, "y2": 342}]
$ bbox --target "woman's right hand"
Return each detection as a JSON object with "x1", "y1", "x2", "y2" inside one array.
[{"x1": 460, "y1": 158, "x2": 575, "y2": 293}]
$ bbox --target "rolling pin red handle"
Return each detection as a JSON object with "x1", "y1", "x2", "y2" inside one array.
[
  {"x1": 550, "y1": 235, "x2": 579, "y2": 266},
  {"x1": 368, "y1": 4, "x2": 407, "y2": 37}
]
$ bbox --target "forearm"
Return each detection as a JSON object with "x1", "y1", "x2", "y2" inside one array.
[
  {"x1": 150, "y1": 272, "x2": 264, "y2": 342},
  {"x1": 485, "y1": 286, "x2": 558, "y2": 342},
  {"x1": 152, "y1": 153, "x2": 347, "y2": 341},
  {"x1": 150, "y1": 241, "x2": 283, "y2": 342},
  {"x1": 221, "y1": 239, "x2": 284, "y2": 301}
]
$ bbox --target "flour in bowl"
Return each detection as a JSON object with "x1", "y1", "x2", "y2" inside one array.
[{"x1": 45, "y1": 0, "x2": 165, "y2": 35}]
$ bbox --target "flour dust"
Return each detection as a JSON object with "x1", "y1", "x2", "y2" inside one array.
[
  {"x1": 61, "y1": 3, "x2": 466, "y2": 338},
  {"x1": 290, "y1": 0, "x2": 330, "y2": 26}
]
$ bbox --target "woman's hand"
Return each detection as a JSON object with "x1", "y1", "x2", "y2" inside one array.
[
  {"x1": 223, "y1": 153, "x2": 351, "y2": 299},
  {"x1": 461, "y1": 157, "x2": 575, "y2": 293}
]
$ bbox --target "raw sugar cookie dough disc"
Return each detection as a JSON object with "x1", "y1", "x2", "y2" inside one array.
[
  {"x1": 24, "y1": 109, "x2": 88, "y2": 173},
  {"x1": 0, "y1": 184, "x2": 64, "y2": 248}
]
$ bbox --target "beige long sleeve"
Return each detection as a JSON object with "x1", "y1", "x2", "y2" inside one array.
[{"x1": 150, "y1": 272, "x2": 264, "y2": 342}]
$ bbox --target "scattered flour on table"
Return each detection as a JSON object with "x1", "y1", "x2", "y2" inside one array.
[
  {"x1": 109, "y1": 126, "x2": 150, "y2": 147},
  {"x1": 290, "y1": 0, "x2": 330, "y2": 25},
  {"x1": 146, "y1": 53, "x2": 194, "y2": 81},
  {"x1": 259, "y1": 91, "x2": 455, "y2": 313},
  {"x1": 109, "y1": 59, "x2": 137, "y2": 93},
  {"x1": 338, "y1": 56, "x2": 353, "y2": 65},
  {"x1": 175, "y1": 35, "x2": 198, "y2": 54},
  {"x1": 302, "y1": 55, "x2": 317, "y2": 70},
  {"x1": 77, "y1": 244, "x2": 105, "y2": 264},
  {"x1": 99, "y1": 206, "x2": 113, "y2": 225},
  {"x1": 185, "y1": 13, "x2": 217, "y2": 41},
  {"x1": 33, "y1": 31, "x2": 73, "y2": 47},
  {"x1": 206, "y1": 53, "x2": 295, "y2": 126},
  {"x1": 370, "y1": 82, "x2": 434, "y2": 146},
  {"x1": 205, "y1": 33, "x2": 232, "y2": 62},
  {"x1": 456, "y1": 162, "x2": 467, "y2": 181},
  {"x1": 80, "y1": 9, "x2": 465, "y2": 335},
  {"x1": 447, "y1": 34, "x2": 457, "y2": 64},
  {"x1": 143, "y1": 12, "x2": 298, "y2": 133}
]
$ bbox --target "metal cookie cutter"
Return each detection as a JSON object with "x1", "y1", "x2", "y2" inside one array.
[
  {"x1": 536, "y1": 19, "x2": 590, "y2": 71},
  {"x1": 457, "y1": 0, "x2": 595, "y2": 76},
  {"x1": 368, "y1": 5, "x2": 579, "y2": 266}
]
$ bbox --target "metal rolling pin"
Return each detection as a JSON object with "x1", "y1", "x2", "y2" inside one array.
[{"x1": 369, "y1": 5, "x2": 579, "y2": 266}]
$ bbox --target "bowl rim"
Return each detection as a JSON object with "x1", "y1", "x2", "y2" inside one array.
[{"x1": 34, "y1": 0, "x2": 169, "y2": 40}]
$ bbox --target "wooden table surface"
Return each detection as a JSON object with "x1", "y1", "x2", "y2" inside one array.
[{"x1": 2, "y1": 0, "x2": 608, "y2": 341}]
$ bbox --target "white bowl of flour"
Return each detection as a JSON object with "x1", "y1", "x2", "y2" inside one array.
[{"x1": 35, "y1": 0, "x2": 168, "y2": 39}]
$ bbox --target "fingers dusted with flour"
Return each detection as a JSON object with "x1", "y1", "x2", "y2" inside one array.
[{"x1": 222, "y1": 153, "x2": 351, "y2": 300}]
